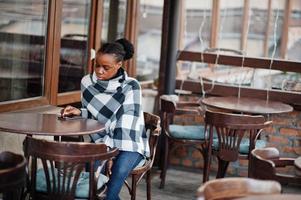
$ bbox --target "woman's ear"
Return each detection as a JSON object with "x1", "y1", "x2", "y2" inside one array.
[{"x1": 116, "y1": 61, "x2": 122, "y2": 68}]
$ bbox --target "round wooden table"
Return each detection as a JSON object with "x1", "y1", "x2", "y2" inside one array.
[
  {"x1": 201, "y1": 96, "x2": 293, "y2": 114},
  {"x1": 0, "y1": 113, "x2": 105, "y2": 136},
  {"x1": 237, "y1": 194, "x2": 301, "y2": 200}
]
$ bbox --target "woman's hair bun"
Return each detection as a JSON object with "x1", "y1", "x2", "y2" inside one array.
[{"x1": 115, "y1": 38, "x2": 134, "y2": 60}]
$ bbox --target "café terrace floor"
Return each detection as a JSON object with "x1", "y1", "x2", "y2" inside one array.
[{"x1": 120, "y1": 168, "x2": 301, "y2": 200}]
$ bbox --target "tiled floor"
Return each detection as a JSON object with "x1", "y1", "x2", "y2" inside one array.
[{"x1": 120, "y1": 168, "x2": 301, "y2": 200}]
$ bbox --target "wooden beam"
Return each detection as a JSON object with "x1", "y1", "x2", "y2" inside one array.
[
  {"x1": 241, "y1": 0, "x2": 250, "y2": 51},
  {"x1": 49, "y1": 0, "x2": 63, "y2": 105},
  {"x1": 44, "y1": 0, "x2": 56, "y2": 105},
  {"x1": 57, "y1": 91, "x2": 81, "y2": 105},
  {"x1": 280, "y1": 0, "x2": 292, "y2": 59},
  {"x1": 87, "y1": 0, "x2": 98, "y2": 74},
  {"x1": 177, "y1": 50, "x2": 301, "y2": 73},
  {"x1": 264, "y1": 0, "x2": 272, "y2": 57},
  {"x1": 175, "y1": 79, "x2": 300, "y2": 105},
  {"x1": 210, "y1": 0, "x2": 220, "y2": 48},
  {"x1": 158, "y1": 0, "x2": 171, "y2": 96},
  {"x1": 0, "y1": 97, "x2": 49, "y2": 113},
  {"x1": 94, "y1": 0, "x2": 104, "y2": 54},
  {"x1": 124, "y1": 0, "x2": 139, "y2": 77}
]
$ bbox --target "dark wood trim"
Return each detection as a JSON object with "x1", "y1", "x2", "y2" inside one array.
[
  {"x1": 57, "y1": 91, "x2": 81, "y2": 106},
  {"x1": 280, "y1": 0, "x2": 292, "y2": 59},
  {"x1": 124, "y1": 0, "x2": 139, "y2": 77},
  {"x1": 87, "y1": 0, "x2": 98, "y2": 74},
  {"x1": 94, "y1": 0, "x2": 104, "y2": 57},
  {"x1": 177, "y1": 50, "x2": 301, "y2": 73},
  {"x1": 49, "y1": 0, "x2": 63, "y2": 105},
  {"x1": 0, "y1": 97, "x2": 49, "y2": 113},
  {"x1": 175, "y1": 79, "x2": 300, "y2": 105},
  {"x1": 158, "y1": 0, "x2": 171, "y2": 96},
  {"x1": 44, "y1": 0, "x2": 56, "y2": 105}
]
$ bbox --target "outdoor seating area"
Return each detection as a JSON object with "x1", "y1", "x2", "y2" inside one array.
[{"x1": 0, "y1": 0, "x2": 301, "y2": 200}]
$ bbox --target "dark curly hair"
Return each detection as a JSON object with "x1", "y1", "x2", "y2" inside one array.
[{"x1": 97, "y1": 38, "x2": 134, "y2": 62}]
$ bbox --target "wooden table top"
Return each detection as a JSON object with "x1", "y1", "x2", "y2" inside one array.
[
  {"x1": 237, "y1": 194, "x2": 301, "y2": 200},
  {"x1": 0, "y1": 113, "x2": 105, "y2": 136},
  {"x1": 202, "y1": 96, "x2": 293, "y2": 114}
]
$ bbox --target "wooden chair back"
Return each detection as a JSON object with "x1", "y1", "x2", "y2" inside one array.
[
  {"x1": 160, "y1": 95, "x2": 177, "y2": 131},
  {"x1": 143, "y1": 112, "x2": 161, "y2": 170},
  {"x1": 0, "y1": 151, "x2": 26, "y2": 200},
  {"x1": 250, "y1": 147, "x2": 301, "y2": 185},
  {"x1": 205, "y1": 110, "x2": 271, "y2": 162},
  {"x1": 197, "y1": 177, "x2": 281, "y2": 200},
  {"x1": 24, "y1": 136, "x2": 118, "y2": 200}
]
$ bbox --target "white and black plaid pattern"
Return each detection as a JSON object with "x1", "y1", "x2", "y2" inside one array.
[{"x1": 80, "y1": 69, "x2": 150, "y2": 157}]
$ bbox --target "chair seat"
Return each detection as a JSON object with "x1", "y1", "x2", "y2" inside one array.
[
  {"x1": 169, "y1": 125, "x2": 206, "y2": 140},
  {"x1": 36, "y1": 168, "x2": 108, "y2": 199},
  {"x1": 213, "y1": 138, "x2": 267, "y2": 154},
  {"x1": 134, "y1": 157, "x2": 147, "y2": 169}
]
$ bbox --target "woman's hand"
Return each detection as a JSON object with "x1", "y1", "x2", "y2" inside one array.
[{"x1": 60, "y1": 105, "x2": 81, "y2": 117}]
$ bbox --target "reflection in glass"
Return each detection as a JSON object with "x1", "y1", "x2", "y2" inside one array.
[
  {"x1": 219, "y1": 0, "x2": 243, "y2": 51},
  {"x1": 101, "y1": 0, "x2": 127, "y2": 43},
  {"x1": 0, "y1": 0, "x2": 48, "y2": 102},
  {"x1": 58, "y1": 0, "x2": 91, "y2": 93},
  {"x1": 184, "y1": 0, "x2": 212, "y2": 52},
  {"x1": 136, "y1": 0, "x2": 163, "y2": 81}
]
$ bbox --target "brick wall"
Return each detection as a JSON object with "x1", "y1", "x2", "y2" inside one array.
[{"x1": 169, "y1": 95, "x2": 301, "y2": 176}]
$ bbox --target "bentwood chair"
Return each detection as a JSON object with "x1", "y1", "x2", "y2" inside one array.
[
  {"x1": 24, "y1": 136, "x2": 118, "y2": 200},
  {"x1": 250, "y1": 147, "x2": 301, "y2": 185},
  {"x1": 124, "y1": 112, "x2": 161, "y2": 200},
  {"x1": 0, "y1": 151, "x2": 27, "y2": 200},
  {"x1": 160, "y1": 95, "x2": 209, "y2": 188},
  {"x1": 203, "y1": 110, "x2": 272, "y2": 181},
  {"x1": 196, "y1": 177, "x2": 281, "y2": 200}
]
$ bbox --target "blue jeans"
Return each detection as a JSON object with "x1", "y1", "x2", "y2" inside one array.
[{"x1": 106, "y1": 150, "x2": 143, "y2": 200}]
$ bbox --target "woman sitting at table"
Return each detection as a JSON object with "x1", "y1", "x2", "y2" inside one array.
[{"x1": 61, "y1": 38, "x2": 149, "y2": 200}]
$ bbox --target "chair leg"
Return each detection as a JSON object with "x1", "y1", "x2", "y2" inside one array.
[
  {"x1": 201, "y1": 148, "x2": 211, "y2": 183},
  {"x1": 159, "y1": 136, "x2": 169, "y2": 189},
  {"x1": 216, "y1": 158, "x2": 229, "y2": 178},
  {"x1": 131, "y1": 174, "x2": 138, "y2": 200},
  {"x1": 146, "y1": 170, "x2": 151, "y2": 200}
]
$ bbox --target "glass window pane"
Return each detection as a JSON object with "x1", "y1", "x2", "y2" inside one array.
[
  {"x1": 136, "y1": 0, "x2": 163, "y2": 81},
  {"x1": 101, "y1": 0, "x2": 127, "y2": 43},
  {"x1": 219, "y1": 0, "x2": 243, "y2": 51},
  {"x1": 0, "y1": 0, "x2": 48, "y2": 102},
  {"x1": 184, "y1": 0, "x2": 212, "y2": 52},
  {"x1": 287, "y1": 0, "x2": 301, "y2": 62},
  {"x1": 58, "y1": 0, "x2": 91, "y2": 93}
]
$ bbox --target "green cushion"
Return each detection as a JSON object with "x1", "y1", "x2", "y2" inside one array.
[
  {"x1": 36, "y1": 168, "x2": 108, "y2": 199},
  {"x1": 213, "y1": 138, "x2": 266, "y2": 154},
  {"x1": 169, "y1": 125, "x2": 206, "y2": 140}
]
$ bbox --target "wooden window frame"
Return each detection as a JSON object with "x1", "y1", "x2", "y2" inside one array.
[
  {"x1": 172, "y1": 0, "x2": 299, "y2": 108},
  {"x1": 176, "y1": 50, "x2": 301, "y2": 107},
  {"x1": 0, "y1": 0, "x2": 107, "y2": 112}
]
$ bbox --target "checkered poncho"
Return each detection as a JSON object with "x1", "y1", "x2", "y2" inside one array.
[{"x1": 80, "y1": 69, "x2": 150, "y2": 157}]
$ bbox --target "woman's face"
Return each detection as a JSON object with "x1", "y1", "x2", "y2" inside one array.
[{"x1": 94, "y1": 53, "x2": 122, "y2": 80}]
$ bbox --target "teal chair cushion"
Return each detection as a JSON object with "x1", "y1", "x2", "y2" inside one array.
[
  {"x1": 36, "y1": 168, "x2": 108, "y2": 199},
  {"x1": 212, "y1": 138, "x2": 267, "y2": 154},
  {"x1": 169, "y1": 125, "x2": 206, "y2": 140}
]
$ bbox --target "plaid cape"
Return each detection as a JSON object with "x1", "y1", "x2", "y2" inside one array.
[{"x1": 80, "y1": 69, "x2": 150, "y2": 157}]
